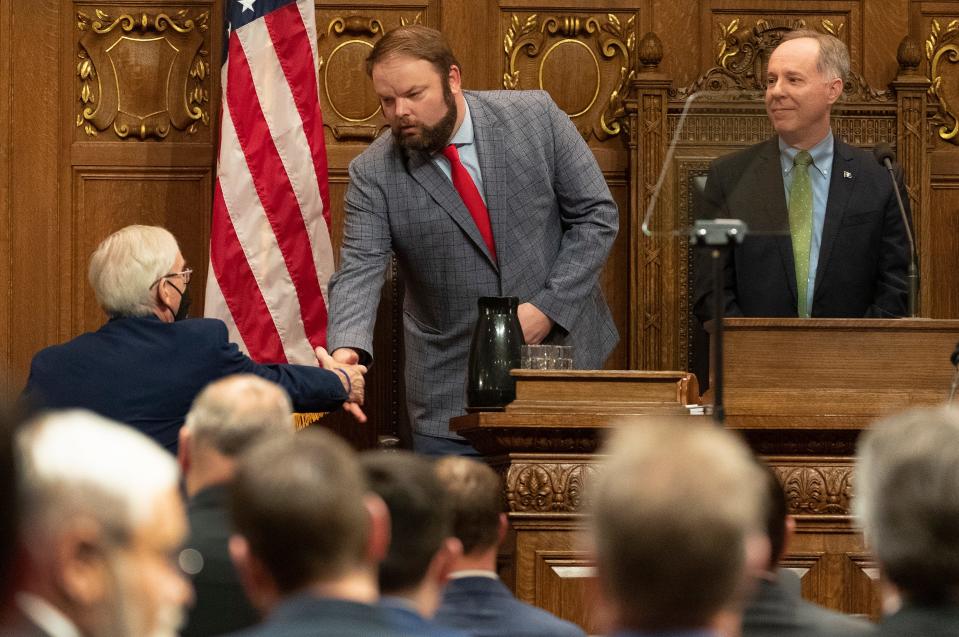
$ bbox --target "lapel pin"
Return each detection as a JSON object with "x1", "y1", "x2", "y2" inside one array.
[{"x1": 843, "y1": 170, "x2": 853, "y2": 179}]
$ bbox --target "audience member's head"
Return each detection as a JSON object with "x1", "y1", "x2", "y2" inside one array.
[
  {"x1": 16, "y1": 410, "x2": 190, "y2": 637},
  {"x1": 590, "y1": 420, "x2": 768, "y2": 633},
  {"x1": 229, "y1": 429, "x2": 389, "y2": 612},
  {"x1": 179, "y1": 374, "x2": 294, "y2": 497},
  {"x1": 434, "y1": 456, "x2": 506, "y2": 562},
  {"x1": 361, "y1": 451, "x2": 460, "y2": 615},
  {"x1": 855, "y1": 406, "x2": 959, "y2": 604},
  {"x1": 760, "y1": 462, "x2": 791, "y2": 572},
  {"x1": 88, "y1": 225, "x2": 189, "y2": 322}
]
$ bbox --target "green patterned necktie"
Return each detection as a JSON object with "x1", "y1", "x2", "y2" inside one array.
[{"x1": 789, "y1": 150, "x2": 813, "y2": 318}]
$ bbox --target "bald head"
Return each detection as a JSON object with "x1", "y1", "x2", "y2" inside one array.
[{"x1": 185, "y1": 374, "x2": 294, "y2": 457}]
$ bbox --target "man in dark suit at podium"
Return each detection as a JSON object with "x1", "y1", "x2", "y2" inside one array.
[
  {"x1": 693, "y1": 29, "x2": 910, "y2": 323},
  {"x1": 856, "y1": 406, "x2": 959, "y2": 637}
]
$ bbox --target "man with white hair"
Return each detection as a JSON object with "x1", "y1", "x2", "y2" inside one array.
[
  {"x1": 855, "y1": 406, "x2": 959, "y2": 636},
  {"x1": 4, "y1": 409, "x2": 192, "y2": 637},
  {"x1": 22, "y1": 224, "x2": 366, "y2": 454},
  {"x1": 178, "y1": 374, "x2": 296, "y2": 637},
  {"x1": 590, "y1": 420, "x2": 769, "y2": 637}
]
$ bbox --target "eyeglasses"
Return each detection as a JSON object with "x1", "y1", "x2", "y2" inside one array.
[{"x1": 150, "y1": 268, "x2": 193, "y2": 289}]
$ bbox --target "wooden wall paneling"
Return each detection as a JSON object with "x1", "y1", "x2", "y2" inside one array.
[
  {"x1": 508, "y1": 518, "x2": 602, "y2": 634},
  {"x1": 8, "y1": 0, "x2": 62, "y2": 390},
  {"x1": 66, "y1": 2, "x2": 217, "y2": 342},
  {"x1": 71, "y1": 166, "x2": 213, "y2": 332},
  {"x1": 442, "y1": 0, "x2": 496, "y2": 90},
  {"x1": 533, "y1": 552, "x2": 601, "y2": 633},
  {"x1": 600, "y1": 176, "x2": 629, "y2": 370},
  {"x1": 0, "y1": 0, "x2": 12, "y2": 386},
  {"x1": 648, "y1": 0, "x2": 700, "y2": 89},
  {"x1": 919, "y1": 3, "x2": 959, "y2": 319},
  {"x1": 863, "y1": 0, "x2": 909, "y2": 86},
  {"x1": 926, "y1": 167, "x2": 959, "y2": 318}
]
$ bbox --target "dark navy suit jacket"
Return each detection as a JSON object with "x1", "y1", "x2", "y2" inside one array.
[
  {"x1": 379, "y1": 598, "x2": 470, "y2": 637},
  {"x1": 693, "y1": 137, "x2": 910, "y2": 321},
  {"x1": 742, "y1": 575, "x2": 874, "y2": 637},
  {"x1": 434, "y1": 576, "x2": 586, "y2": 637},
  {"x1": 876, "y1": 604, "x2": 959, "y2": 637},
  {"x1": 23, "y1": 316, "x2": 347, "y2": 453},
  {"x1": 225, "y1": 595, "x2": 419, "y2": 637},
  {"x1": 181, "y1": 484, "x2": 259, "y2": 637}
]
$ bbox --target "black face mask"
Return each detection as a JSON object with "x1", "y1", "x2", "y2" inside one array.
[{"x1": 168, "y1": 281, "x2": 191, "y2": 321}]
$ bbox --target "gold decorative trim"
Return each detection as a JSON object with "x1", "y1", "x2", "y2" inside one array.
[
  {"x1": 538, "y1": 39, "x2": 600, "y2": 117},
  {"x1": 328, "y1": 16, "x2": 385, "y2": 37},
  {"x1": 323, "y1": 40, "x2": 379, "y2": 123},
  {"x1": 502, "y1": 12, "x2": 636, "y2": 140},
  {"x1": 676, "y1": 18, "x2": 889, "y2": 103},
  {"x1": 76, "y1": 9, "x2": 209, "y2": 139},
  {"x1": 925, "y1": 18, "x2": 959, "y2": 142},
  {"x1": 317, "y1": 13, "x2": 422, "y2": 143}
]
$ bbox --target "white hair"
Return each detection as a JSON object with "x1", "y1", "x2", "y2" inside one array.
[
  {"x1": 88, "y1": 225, "x2": 179, "y2": 318},
  {"x1": 184, "y1": 374, "x2": 294, "y2": 457},
  {"x1": 17, "y1": 410, "x2": 180, "y2": 543}
]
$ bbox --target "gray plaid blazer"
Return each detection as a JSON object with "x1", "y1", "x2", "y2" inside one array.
[{"x1": 328, "y1": 90, "x2": 619, "y2": 438}]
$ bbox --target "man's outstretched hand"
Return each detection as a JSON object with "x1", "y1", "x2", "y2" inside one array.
[{"x1": 316, "y1": 346, "x2": 367, "y2": 423}]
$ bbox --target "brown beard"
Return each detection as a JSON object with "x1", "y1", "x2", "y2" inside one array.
[{"x1": 391, "y1": 78, "x2": 457, "y2": 155}]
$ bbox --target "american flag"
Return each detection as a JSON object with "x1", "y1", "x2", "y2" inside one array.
[{"x1": 204, "y1": 0, "x2": 333, "y2": 364}]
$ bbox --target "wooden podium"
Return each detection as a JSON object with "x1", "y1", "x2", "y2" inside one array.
[
  {"x1": 716, "y1": 318, "x2": 958, "y2": 620},
  {"x1": 450, "y1": 370, "x2": 701, "y2": 635},
  {"x1": 452, "y1": 319, "x2": 958, "y2": 630}
]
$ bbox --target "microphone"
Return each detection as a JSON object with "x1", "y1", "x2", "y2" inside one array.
[{"x1": 873, "y1": 143, "x2": 919, "y2": 317}]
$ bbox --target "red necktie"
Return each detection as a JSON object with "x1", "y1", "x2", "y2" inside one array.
[{"x1": 442, "y1": 144, "x2": 497, "y2": 261}]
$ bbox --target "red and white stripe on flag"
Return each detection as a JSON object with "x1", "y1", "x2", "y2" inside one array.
[{"x1": 205, "y1": 0, "x2": 333, "y2": 365}]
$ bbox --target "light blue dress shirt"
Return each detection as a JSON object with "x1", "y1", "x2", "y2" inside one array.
[
  {"x1": 779, "y1": 132, "x2": 833, "y2": 309},
  {"x1": 432, "y1": 100, "x2": 487, "y2": 205}
]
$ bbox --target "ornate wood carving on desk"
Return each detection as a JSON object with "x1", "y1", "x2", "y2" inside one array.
[
  {"x1": 451, "y1": 370, "x2": 701, "y2": 634},
  {"x1": 714, "y1": 318, "x2": 959, "y2": 620}
]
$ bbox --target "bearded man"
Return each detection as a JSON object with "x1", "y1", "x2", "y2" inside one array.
[{"x1": 327, "y1": 25, "x2": 619, "y2": 455}]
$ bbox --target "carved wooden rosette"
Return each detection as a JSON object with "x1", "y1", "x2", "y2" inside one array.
[
  {"x1": 502, "y1": 458, "x2": 597, "y2": 514},
  {"x1": 316, "y1": 12, "x2": 423, "y2": 143},
  {"x1": 770, "y1": 458, "x2": 855, "y2": 516},
  {"x1": 498, "y1": 453, "x2": 855, "y2": 518},
  {"x1": 76, "y1": 9, "x2": 210, "y2": 140},
  {"x1": 501, "y1": 12, "x2": 637, "y2": 142}
]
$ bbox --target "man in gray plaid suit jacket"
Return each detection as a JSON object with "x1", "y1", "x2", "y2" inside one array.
[{"x1": 327, "y1": 26, "x2": 618, "y2": 454}]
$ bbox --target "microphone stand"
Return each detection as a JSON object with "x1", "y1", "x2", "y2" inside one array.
[
  {"x1": 887, "y1": 174, "x2": 919, "y2": 317},
  {"x1": 693, "y1": 219, "x2": 747, "y2": 425}
]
